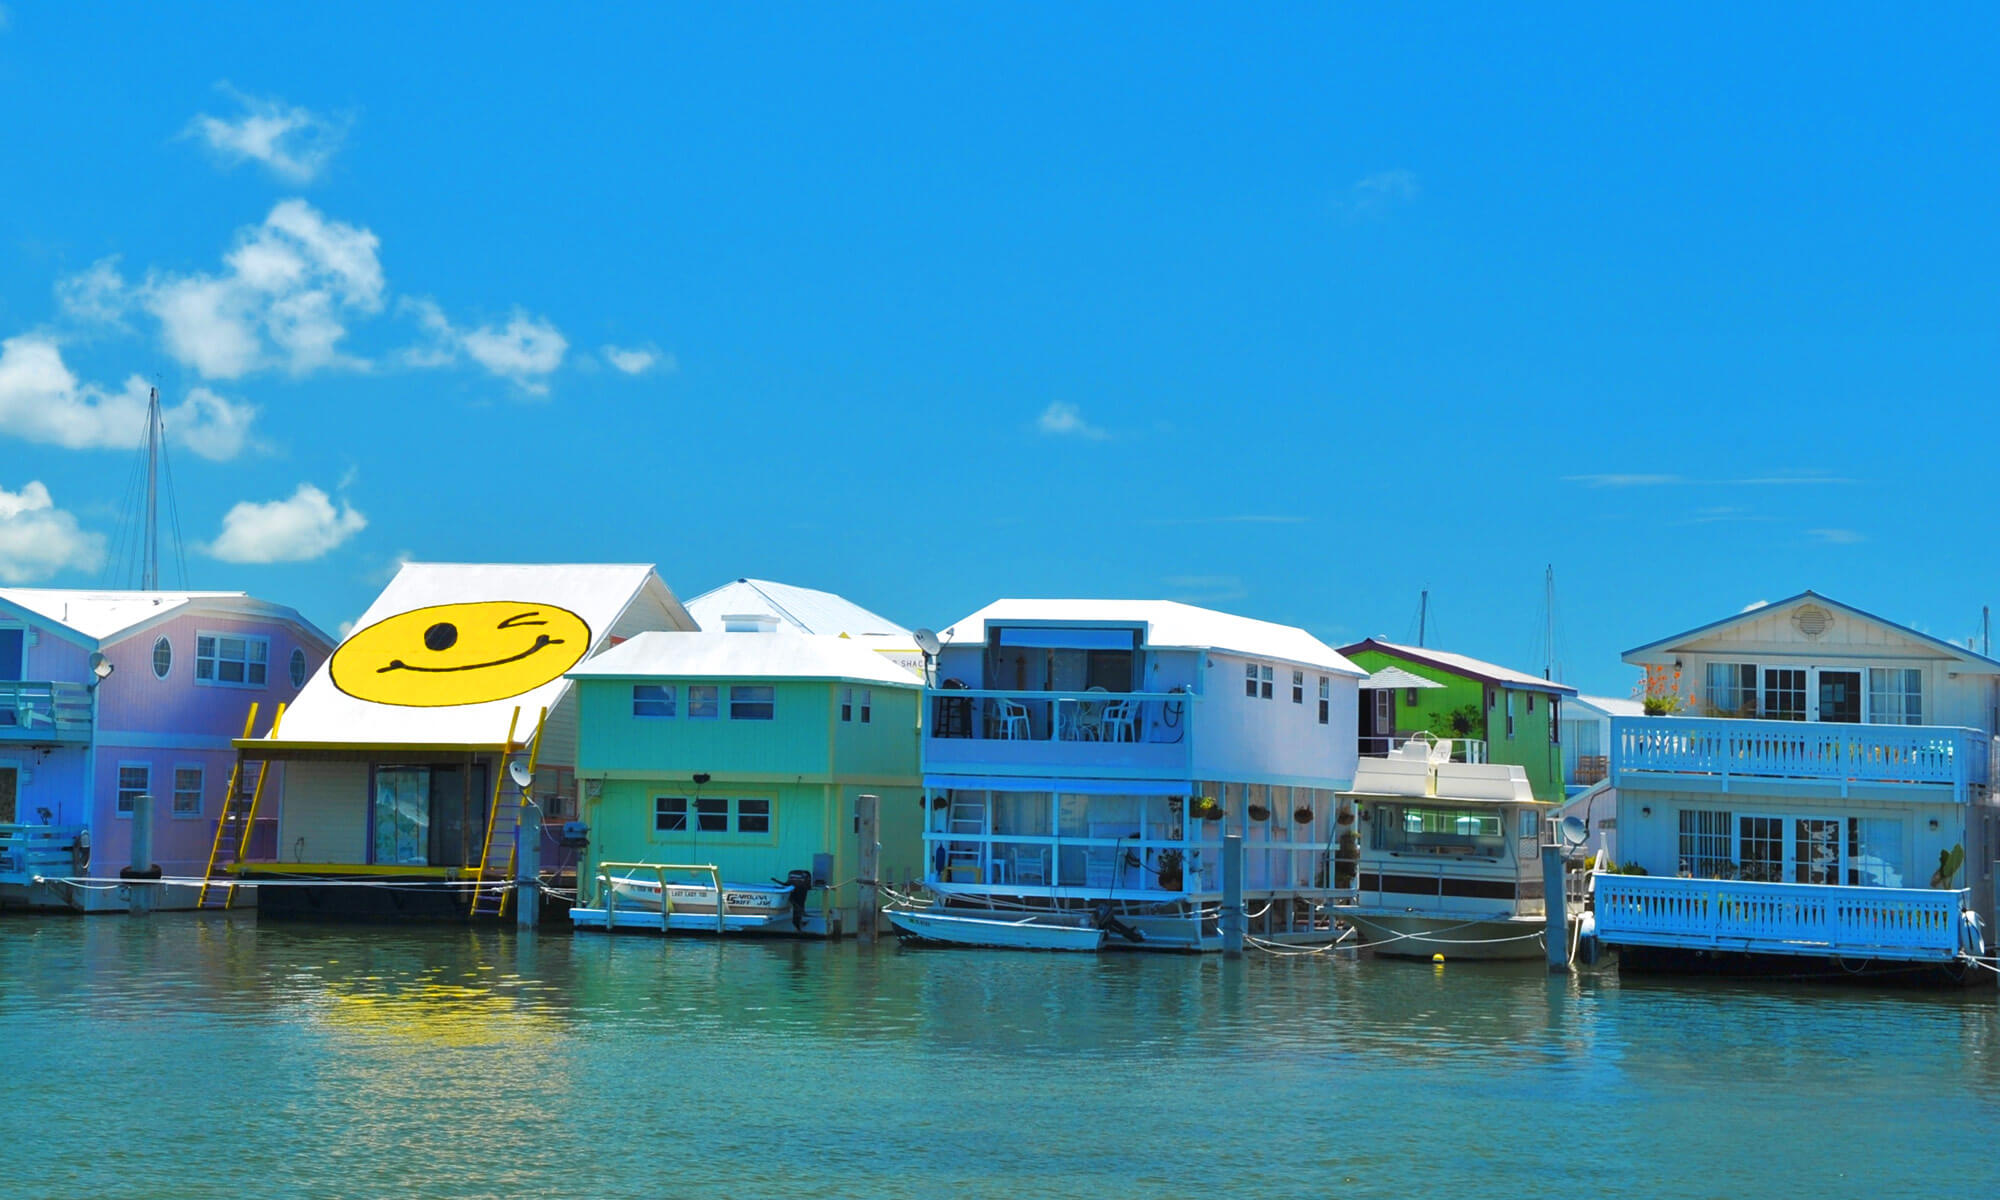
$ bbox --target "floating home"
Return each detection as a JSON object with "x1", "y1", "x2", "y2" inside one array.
[
  {"x1": 0, "y1": 589, "x2": 331, "y2": 911},
  {"x1": 227, "y1": 563, "x2": 696, "y2": 921},
  {"x1": 683, "y1": 577, "x2": 925, "y2": 680},
  {"x1": 1340, "y1": 639, "x2": 1576, "y2": 801},
  {"x1": 902, "y1": 599, "x2": 1364, "y2": 950},
  {"x1": 566, "y1": 624, "x2": 925, "y2": 936},
  {"x1": 1591, "y1": 592, "x2": 2000, "y2": 978}
]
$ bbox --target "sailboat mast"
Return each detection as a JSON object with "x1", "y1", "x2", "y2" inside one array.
[
  {"x1": 1418, "y1": 590, "x2": 1428, "y2": 647},
  {"x1": 142, "y1": 386, "x2": 160, "y2": 591},
  {"x1": 1544, "y1": 564, "x2": 1555, "y2": 681}
]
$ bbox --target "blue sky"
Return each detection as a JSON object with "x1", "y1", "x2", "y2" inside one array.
[{"x1": 1, "y1": 5, "x2": 1994, "y2": 696}]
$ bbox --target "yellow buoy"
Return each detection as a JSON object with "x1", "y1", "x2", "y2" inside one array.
[{"x1": 1432, "y1": 953, "x2": 1446, "y2": 964}]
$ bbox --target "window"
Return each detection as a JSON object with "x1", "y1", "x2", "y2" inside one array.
[
  {"x1": 1526, "y1": 693, "x2": 1535, "y2": 713},
  {"x1": 688, "y1": 685, "x2": 719, "y2": 719},
  {"x1": 1505, "y1": 692, "x2": 1516, "y2": 739},
  {"x1": 654, "y1": 796, "x2": 688, "y2": 832},
  {"x1": 1548, "y1": 696, "x2": 1560, "y2": 743},
  {"x1": 1292, "y1": 670, "x2": 1304, "y2": 704},
  {"x1": 116, "y1": 764, "x2": 149, "y2": 816},
  {"x1": 1848, "y1": 817, "x2": 1905, "y2": 886},
  {"x1": 1373, "y1": 689, "x2": 1392, "y2": 729},
  {"x1": 729, "y1": 685, "x2": 774, "y2": 720},
  {"x1": 1763, "y1": 669, "x2": 1806, "y2": 721},
  {"x1": 1318, "y1": 677, "x2": 1330, "y2": 725},
  {"x1": 859, "y1": 689, "x2": 872, "y2": 724},
  {"x1": 195, "y1": 633, "x2": 268, "y2": 687},
  {"x1": 1705, "y1": 662, "x2": 1757, "y2": 717},
  {"x1": 1867, "y1": 668, "x2": 1922, "y2": 725},
  {"x1": 696, "y1": 796, "x2": 729, "y2": 831},
  {"x1": 1244, "y1": 664, "x2": 1273, "y2": 699},
  {"x1": 1405, "y1": 687, "x2": 1418, "y2": 707},
  {"x1": 1372, "y1": 805, "x2": 1506, "y2": 856},
  {"x1": 1738, "y1": 816, "x2": 1785, "y2": 882},
  {"x1": 152, "y1": 636, "x2": 172, "y2": 679},
  {"x1": 841, "y1": 687, "x2": 853, "y2": 722},
  {"x1": 841, "y1": 687, "x2": 873, "y2": 723},
  {"x1": 1678, "y1": 809, "x2": 1731, "y2": 877},
  {"x1": 289, "y1": 647, "x2": 308, "y2": 688},
  {"x1": 632, "y1": 684, "x2": 677, "y2": 717},
  {"x1": 173, "y1": 766, "x2": 204, "y2": 816},
  {"x1": 738, "y1": 798, "x2": 771, "y2": 834}
]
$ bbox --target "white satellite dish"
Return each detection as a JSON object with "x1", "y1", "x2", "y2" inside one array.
[
  {"x1": 1558, "y1": 815, "x2": 1589, "y2": 849},
  {"x1": 914, "y1": 628, "x2": 942, "y2": 657},
  {"x1": 508, "y1": 761, "x2": 534, "y2": 790}
]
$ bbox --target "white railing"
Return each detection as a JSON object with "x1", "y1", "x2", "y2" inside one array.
[
  {"x1": 1593, "y1": 872, "x2": 1967, "y2": 961},
  {"x1": 0, "y1": 824, "x2": 86, "y2": 884},
  {"x1": 927, "y1": 689, "x2": 1192, "y2": 743},
  {"x1": 0, "y1": 681, "x2": 91, "y2": 741},
  {"x1": 1359, "y1": 735, "x2": 1488, "y2": 764},
  {"x1": 922, "y1": 831, "x2": 1328, "y2": 895},
  {"x1": 1612, "y1": 716, "x2": 1993, "y2": 800}
]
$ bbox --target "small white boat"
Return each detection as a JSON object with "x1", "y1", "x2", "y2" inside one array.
[
  {"x1": 606, "y1": 875, "x2": 794, "y2": 918},
  {"x1": 887, "y1": 906, "x2": 1107, "y2": 951}
]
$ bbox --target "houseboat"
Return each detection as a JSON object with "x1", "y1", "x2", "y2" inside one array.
[
  {"x1": 562, "y1": 619, "x2": 925, "y2": 937},
  {"x1": 0, "y1": 588, "x2": 331, "y2": 912},
  {"x1": 1591, "y1": 592, "x2": 1998, "y2": 981},
  {"x1": 225, "y1": 562, "x2": 697, "y2": 921},
  {"x1": 898, "y1": 599, "x2": 1364, "y2": 951},
  {"x1": 1338, "y1": 734, "x2": 1564, "y2": 960}
]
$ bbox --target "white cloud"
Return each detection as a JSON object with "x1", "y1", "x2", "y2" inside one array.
[
  {"x1": 185, "y1": 86, "x2": 348, "y2": 185},
  {"x1": 1343, "y1": 169, "x2": 1420, "y2": 216},
  {"x1": 1564, "y1": 474, "x2": 1686, "y2": 488},
  {"x1": 55, "y1": 257, "x2": 132, "y2": 326},
  {"x1": 1808, "y1": 528, "x2": 1865, "y2": 545},
  {"x1": 400, "y1": 299, "x2": 568, "y2": 393},
  {"x1": 206, "y1": 483, "x2": 366, "y2": 563},
  {"x1": 603, "y1": 343, "x2": 673, "y2": 376},
  {"x1": 0, "y1": 480, "x2": 106, "y2": 583},
  {"x1": 1036, "y1": 401, "x2": 1108, "y2": 440},
  {"x1": 0, "y1": 334, "x2": 259, "y2": 460}
]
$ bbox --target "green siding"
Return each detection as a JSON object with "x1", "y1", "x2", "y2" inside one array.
[{"x1": 1345, "y1": 648, "x2": 1567, "y2": 802}]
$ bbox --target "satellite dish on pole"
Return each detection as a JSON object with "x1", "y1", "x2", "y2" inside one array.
[
  {"x1": 1559, "y1": 815, "x2": 1588, "y2": 849},
  {"x1": 509, "y1": 761, "x2": 534, "y2": 791},
  {"x1": 914, "y1": 628, "x2": 942, "y2": 657}
]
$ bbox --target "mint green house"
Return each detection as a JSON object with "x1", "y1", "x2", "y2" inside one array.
[
  {"x1": 566, "y1": 628, "x2": 924, "y2": 935},
  {"x1": 1338, "y1": 639, "x2": 1575, "y2": 803}
]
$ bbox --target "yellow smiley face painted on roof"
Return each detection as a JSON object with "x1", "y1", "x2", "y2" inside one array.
[{"x1": 329, "y1": 601, "x2": 592, "y2": 708}]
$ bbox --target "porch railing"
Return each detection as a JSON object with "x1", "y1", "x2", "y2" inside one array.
[
  {"x1": 0, "y1": 681, "x2": 91, "y2": 742},
  {"x1": 1593, "y1": 872, "x2": 1967, "y2": 961},
  {"x1": 0, "y1": 824, "x2": 85, "y2": 885},
  {"x1": 1359, "y1": 735, "x2": 1488, "y2": 764},
  {"x1": 927, "y1": 689, "x2": 1193, "y2": 743},
  {"x1": 1611, "y1": 716, "x2": 1993, "y2": 800}
]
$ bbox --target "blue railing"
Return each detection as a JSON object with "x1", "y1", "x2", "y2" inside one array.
[
  {"x1": 1611, "y1": 716, "x2": 1992, "y2": 800},
  {"x1": 0, "y1": 681, "x2": 92, "y2": 742}
]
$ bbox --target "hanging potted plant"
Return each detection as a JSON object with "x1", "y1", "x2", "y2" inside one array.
[
  {"x1": 1155, "y1": 848, "x2": 1185, "y2": 891},
  {"x1": 930, "y1": 795, "x2": 950, "y2": 811},
  {"x1": 1190, "y1": 795, "x2": 1225, "y2": 822},
  {"x1": 1335, "y1": 805, "x2": 1356, "y2": 826},
  {"x1": 1294, "y1": 804, "x2": 1315, "y2": 825},
  {"x1": 1246, "y1": 802, "x2": 1271, "y2": 822}
]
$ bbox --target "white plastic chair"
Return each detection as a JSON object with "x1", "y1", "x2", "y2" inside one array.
[
  {"x1": 994, "y1": 698, "x2": 1031, "y2": 740},
  {"x1": 1099, "y1": 699, "x2": 1136, "y2": 742}
]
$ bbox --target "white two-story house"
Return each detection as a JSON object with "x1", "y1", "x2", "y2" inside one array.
[
  {"x1": 1593, "y1": 591, "x2": 1999, "y2": 979},
  {"x1": 919, "y1": 599, "x2": 1364, "y2": 949}
]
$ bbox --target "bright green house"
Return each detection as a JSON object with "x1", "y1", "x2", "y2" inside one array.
[
  {"x1": 567, "y1": 627, "x2": 925, "y2": 934},
  {"x1": 1338, "y1": 639, "x2": 1576, "y2": 802}
]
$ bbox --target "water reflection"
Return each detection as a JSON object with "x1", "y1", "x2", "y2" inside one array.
[{"x1": 2, "y1": 913, "x2": 1997, "y2": 1198}]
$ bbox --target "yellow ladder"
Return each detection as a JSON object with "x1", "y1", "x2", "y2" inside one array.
[
  {"x1": 196, "y1": 702, "x2": 285, "y2": 910},
  {"x1": 469, "y1": 706, "x2": 544, "y2": 918}
]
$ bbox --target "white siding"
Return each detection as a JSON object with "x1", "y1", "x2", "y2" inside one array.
[{"x1": 1193, "y1": 651, "x2": 1357, "y2": 789}]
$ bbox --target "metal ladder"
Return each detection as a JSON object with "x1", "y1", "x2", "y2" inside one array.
[
  {"x1": 469, "y1": 706, "x2": 544, "y2": 918},
  {"x1": 944, "y1": 793, "x2": 986, "y2": 881},
  {"x1": 196, "y1": 702, "x2": 285, "y2": 910}
]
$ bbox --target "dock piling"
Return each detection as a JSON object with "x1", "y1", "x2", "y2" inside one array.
[
  {"x1": 1542, "y1": 845, "x2": 1568, "y2": 970},
  {"x1": 856, "y1": 793, "x2": 880, "y2": 944},
  {"x1": 516, "y1": 808, "x2": 541, "y2": 931},
  {"x1": 124, "y1": 792, "x2": 158, "y2": 916},
  {"x1": 1222, "y1": 833, "x2": 1244, "y2": 958}
]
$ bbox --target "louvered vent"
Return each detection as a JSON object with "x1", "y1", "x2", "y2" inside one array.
[{"x1": 1793, "y1": 604, "x2": 1832, "y2": 638}]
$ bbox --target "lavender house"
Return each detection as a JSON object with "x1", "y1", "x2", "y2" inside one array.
[{"x1": 0, "y1": 589, "x2": 333, "y2": 912}]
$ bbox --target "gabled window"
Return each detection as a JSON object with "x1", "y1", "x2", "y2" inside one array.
[{"x1": 633, "y1": 685, "x2": 677, "y2": 717}]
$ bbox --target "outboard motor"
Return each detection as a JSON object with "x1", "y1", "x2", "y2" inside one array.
[
  {"x1": 1090, "y1": 900, "x2": 1146, "y2": 944},
  {"x1": 783, "y1": 868, "x2": 815, "y2": 931}
]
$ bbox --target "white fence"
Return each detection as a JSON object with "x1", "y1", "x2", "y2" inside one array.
[
  {"x1": 1593, "y1": 872, "x2": 1966, "y2": 961},
  {"x1": 1612, "y1": 716, "x2": 1992, "y2": 800}
]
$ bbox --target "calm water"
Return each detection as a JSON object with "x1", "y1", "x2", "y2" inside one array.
[{"x1": 4, "y1": 914, "x2": 1998, "y2": 1198}]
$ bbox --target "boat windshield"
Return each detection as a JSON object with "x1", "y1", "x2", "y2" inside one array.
[{"x1": 1372, "y1": 804, "x2": 1507, "y2": 857}]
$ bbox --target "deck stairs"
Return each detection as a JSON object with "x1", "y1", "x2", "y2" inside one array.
[
  {"x1": 945, "y1": 794, "x2": 985, "y2": 881},
  {"x1": 470, "y1": 706, "x2": 544, "y2": 919},
  {"x1": 196, "y1": 703, "x2": 284, "y2": 911}
]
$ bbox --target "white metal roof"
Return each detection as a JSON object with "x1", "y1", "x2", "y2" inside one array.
[
  {"x1": 0, "y1": 587, "x2": 332, "y2": 647},
  {"x1": 1567, "y1": 692, "x2": 1644, "y2": 720},
  {"x1": 571, "y1": 630, "x2": 924, "y2": 687},
  {"x1": 684, "y1": 578, "x2": 913, "y2": 642},
  {"x1": 267, "y1": 563, "x2": 688, "y2": 748},
  {"x1": 1341, "y1": 639, "x2": 1576, "y2": 696},
  {"x1": 940, "y1": 599, "x2": 1363, "y2": 676}
]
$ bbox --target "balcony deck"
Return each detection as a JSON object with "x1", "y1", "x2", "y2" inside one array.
[
  {"x1": 1611, "y1": 716, "x2": 1993, "y2": 802},
  {"x1": 0, "y1": 681, "x2": 91, "y2": 744},
  {"x1": 1593, "y1": 873, "x2": 1968, "y2": 962},
  {"x1": 924, "y1": 689, "x2": 1194, "y2": 779}
]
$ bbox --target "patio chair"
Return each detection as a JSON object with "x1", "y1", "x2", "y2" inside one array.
[
  {"x1": 1099, "y1": 699, "x2": 1136, "y2": 743},
  {"x1": 994, "y1": 698, "x2": 1031, "y2": 740}
]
